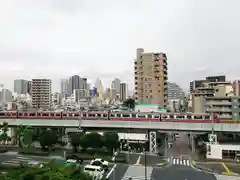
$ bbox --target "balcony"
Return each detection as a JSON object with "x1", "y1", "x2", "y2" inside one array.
[
  {"x1": 206, "y1": 107, "x2": 232, "y2": 113},
  {"x1": 205, "y1": 101, "x2": 232, "y2": 106}
]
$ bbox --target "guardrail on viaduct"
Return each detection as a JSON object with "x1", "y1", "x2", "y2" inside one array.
[{"x1": 0, "y1": 119, "x2": 240, "y2": 132}]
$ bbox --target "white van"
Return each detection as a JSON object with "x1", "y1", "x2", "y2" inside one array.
[{"x1": 84, "y1": 165, "x2": 104, "y2": 180}]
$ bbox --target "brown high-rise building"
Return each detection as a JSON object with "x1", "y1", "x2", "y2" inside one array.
[{"x1": 134, "y1": 48, "x2": 168, "y2": 107}]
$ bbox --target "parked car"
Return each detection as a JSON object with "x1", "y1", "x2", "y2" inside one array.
[{"x1": 90, "y1": 158, "x2": 109, "y2": 171}]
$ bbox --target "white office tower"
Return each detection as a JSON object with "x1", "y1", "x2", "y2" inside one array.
[
  {"x1": 111, "y1": 78, "x2": 121, "y2": 94},
  {"x1": 60, "y1": 79, "x2": 69, "y2": 93},
  {"x1": 31, "y1": 79, "x2": 52, "y2": 109}
]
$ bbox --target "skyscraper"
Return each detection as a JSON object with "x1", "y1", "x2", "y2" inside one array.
[
  {"x1": 111, "y1": 78, "x2": 121, "y2": 94},
  {"x1": 120, "y1": 83, "x2": 127, "y2": 102},
  {"x1": 60, "y1": 79, "x2": 69, "y2": 93},
  {"x1": 14, "y1": 79, "x2": 28, "y2": 94}
]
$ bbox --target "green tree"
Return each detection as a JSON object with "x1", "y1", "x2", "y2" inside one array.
[
  {"x1": 80, "y1": 132, "x2": 102, "y2": 150},
  {"x1": 14, "y1": 125, "x2": 29, "y2": 148},
  {"x1": 123, "y1": 98, "x2": 135, "y2": 110},
  {"x1": 39, "y1": 129, "x2": 58, "y2": 150},
  {"x1": 102, "y1": 132, "x2": 119, "y2": 152},
  {"x1": 0, "y1": 122, "x2": 11, "y2": 142},
  {"x1": 69, "y1": 132, "x2": 84, "y2": 152},
  {"x1": 23, "y1": 129, "x2": 34, "y2": 148}
]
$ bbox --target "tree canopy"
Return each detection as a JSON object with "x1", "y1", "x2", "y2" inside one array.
[{"x1": 39, "y1": 129, "x2": 58, "y2": 149}]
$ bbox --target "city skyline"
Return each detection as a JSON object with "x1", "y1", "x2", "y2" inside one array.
[{"x1": 0, "y1": 0, "x2": 240, "y2": 92}]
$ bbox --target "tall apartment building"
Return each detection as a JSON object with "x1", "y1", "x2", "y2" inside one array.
[
  {"x1": 134, "y1": 48, "x2": 168, "y2": 107},
  {"x1": 31, "y1": 79, "x2": 52, "y2": 109},
  {"x1": 120, "y1": 83, "x2": 127, "y2": 102},
  {"x1": 14, "y1": 79, "x2": 28, "y2": 94}
]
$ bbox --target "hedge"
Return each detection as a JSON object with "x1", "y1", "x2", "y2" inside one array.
[
  {"x1": 0, "y1": 164, "x2": 21, "y2": 170},
  {"x1": 84, "y1": 148, "x2": 112, "y2": 156},
  {"x1": 19, "y1": 149, "x2": 49, "y2": 156},
  {"x1": 0, "y1": 148, "x2": 9, "y2": 153}
]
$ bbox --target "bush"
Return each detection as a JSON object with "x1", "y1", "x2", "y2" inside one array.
[
  {"x1": 84, "y1": 148, "x2": 112, "y2": 156},
  {"x1": 19, "y1": 149, "x2": 49, "y2": 156},
  {"x1": 0, "y1": 164, "x2": 21, "y2": 170}
]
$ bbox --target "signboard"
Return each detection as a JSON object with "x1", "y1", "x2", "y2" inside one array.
[{"x1": 208, "y1": 134, "x2": 217, "y2": 144}]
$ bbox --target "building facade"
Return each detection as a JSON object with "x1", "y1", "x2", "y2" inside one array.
[
  {"x1": 111, "y1": 78, "x2": 121, "y2": 94},
  {"x1": 120, "y1": 83, "x2": 127, "y2": 102},
  {"x1": 60, "y1": 79, "x2": 69, "y2": 94},
  {"x1": 191, "y1": 77, "x2": 240, "y2": 120},
  {"x1": 14, "y1": 79, "x2": 28, "y2": 94},
  {"x1": 31, "y1": 79, "x2": 52, "y2": 109},
  {"x1": 134, "y1": 48, "x2": 168, "y2": 107}
]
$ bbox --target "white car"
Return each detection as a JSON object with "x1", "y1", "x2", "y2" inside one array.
[
  {"x1": 90, "y1": 158, "x2": 109, "y2": 170},
  {"x1": 84, "y1": 165, "x2": 104, "y2": 180}
]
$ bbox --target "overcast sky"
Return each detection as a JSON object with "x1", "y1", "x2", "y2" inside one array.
[{"x1": 0, "y1": 0, "x2": 240, "y2": 92}]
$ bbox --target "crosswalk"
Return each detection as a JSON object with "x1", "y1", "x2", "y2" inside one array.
[
  {"x1": 121, "y1": 165, "x2": 153, "y2": 180},
  {"x1": 170, "y1": 157, "x2": 191, "y2": 166},
  {"x1": 2, "y1": 155, "x2": 45, "y2": 166}
]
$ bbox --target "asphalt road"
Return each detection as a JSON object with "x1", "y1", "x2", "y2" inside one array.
[
  {"x1": 151, "y1": 165, "x2": 217, "y2": 180},
  {"x1": 126, "y1": 153, "x2": 167, "y2": 167}
]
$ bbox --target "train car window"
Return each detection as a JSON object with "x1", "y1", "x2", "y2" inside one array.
[
  {"x1": 122, "y1": 114, "x2": 130, "y2": 117},
  {"x1": 74, "y1": 113, "x2": 79, "y2": 116},
  {"x1": 176, "y1": 116, "x2": 184, "y2": 119},
  {"x1": 63, "y1": 113, "x2": 67, "y2": 116},
  {"x1": 110, "y1": 114, "x2": 115, "y2": 117},
  {"x1": 97, "y1": 114, "x2": 102, "y2": 117},
  {"x1": 19, "y1": 113, "x2": 23, "y2": 116},
  {"x1": 132, "y1": 114, "x2": 136, "y2": 118},
  {"x1": 0, "y1": 113, "x2": 5, "y2": 116},
  {"x1": 194, "y1": 116, "x2": 203, "y2": 119},
  {"x1": 29, "y1": 113, "x2": 35, "y2": 116},
  {"x1": 50, "y1": 113, "x2": 55, "y2": 116},
  {"x1": 187, "y1": 115, "x2": 192, "y2": 119},
  {"x1": 103, "y1": 114, "x2": 107, "y2": 117},
  {"x1": 161, "y1": 115, "x2": 168, "y2": 118},
  {"x1": 169, "y1": 115, "x2": 174, "y2": 118},
  {"x1": 42, "y1": 113, "x2": 50, "y2": 116},
  {"x1": 154, "y1": 115, "x2": 160, "y2": 118},
  {"x1": 56, "y1": 113, "x2": 60, "y2": 116},
  {"x1": 138, "y1": 114, "x2": 146, "y2": 118},
  {"x1": 83, "y1": 113, "x2": 87, "y2": 117},
  {"x1": 205, "y1": 116, "x2": 210, "y2": 119},
  {"x1": 147, "y1": 115, "x2": 152, "y2": 118},
  {"x1": 37, "y1": 113, "x2": 41, "y2": 116},
  {"x1": 11, "y1": 113, "x2": 17, "y2": 116},
  {"x1": 88, "y1": 114, "x2": 95, "y2": 117},
  {"x1": 23, "y1": 113, "x2": 28, "y2": 116},
  {"x1": 68, "y1": 113, "x2": 73, "y2": 116},
  {"x1": 117, "y1": 114, "x2": 121, "y2": 117}
]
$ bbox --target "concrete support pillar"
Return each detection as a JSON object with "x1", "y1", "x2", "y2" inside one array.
[
  {"x1": 149, "y1": 131, "x2": 157, "y2": 153},
  {"x1": 191, "y1": 133, "x2": 195, "y2": 153}
]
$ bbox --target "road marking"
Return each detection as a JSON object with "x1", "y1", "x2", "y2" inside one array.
[
  {"x1": 135, "y1": 156, "x2": 141, "y2": 165},
  {"x1": 221, "y1": 162, "x2": 232, "y2": 175},
  {"x1": 16, "y1": 156, "x2": 31, "y2": 160},
  {"x1": 106, "y1": 164, "x2": 117, "y2": 179}
]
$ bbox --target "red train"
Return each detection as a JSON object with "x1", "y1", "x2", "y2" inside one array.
[{"x1": 0, "y1": 111, "x2": 219, "y2": 123}]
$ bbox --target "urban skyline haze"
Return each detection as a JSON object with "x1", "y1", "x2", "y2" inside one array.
[{"x1": 0, "y1": 0, "x2": 239, "y2": 92}]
